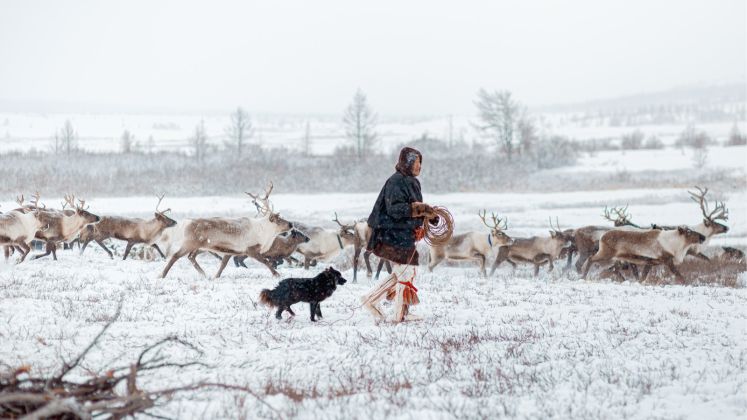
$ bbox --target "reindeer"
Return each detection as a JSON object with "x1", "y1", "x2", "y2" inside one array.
[
  {"x1": 228, "y1": 229, "x2": 310, "y2": 276},
  {"x1": 357, "y1": 221, "x2": 392, "y2": 282},
  {"x1": 293, "y1": 212, "x2": 358, "y2": 270},
  {"x1": 31, "y1": 194, "x2": 101, "y2": 260},
  {"x1": 491, "y1": 217, "x2": 573, "y2": 277},
  {"x1": 79, "y1": 195, "x2": 176, "y2": 260},
  {"x1": 159, "y1": 183, "x2": 293, "y2": 279},
  {"x1": 632, "y1": 187, "x2": 729, "y2": 261},
  {"x1": 0, "y1": 194, "x2": 48, "y2": 263},
  {"x1": 430, "y1": 210, "x2": 513, "y2": 277},
  {"x1": 581, "y1": 226, "x2": 706, "y2": 284},
  {"x1": 572, "y1": 205, "x2": 642, "y2": 274},
  {"x1": 683, "y1": 186, "x2": 729, "y2": 260}
]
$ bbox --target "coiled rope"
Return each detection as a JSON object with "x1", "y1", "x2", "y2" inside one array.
[{"x1": 424, "y1": 206, "x2": 454, "y2": 247}]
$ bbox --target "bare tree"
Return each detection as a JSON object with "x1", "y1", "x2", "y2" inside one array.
[
  {"x1": 55, "y1": 120, "x2": 77, "y2": 155},
  {"x1": 120, "y1": 129, "x2": 137, "y2": 153},
  {"x1": 516, "y1": 109, "x2": 538, "y2": 156},
  {"x1": 474, "y1": 89, "x2": 519, "y2": 160},
  {"x1": 620, "y1": 130, "x2": 644, "y2": 151},
  {"x1": 727, "y1": 121, "x2": 746, "y2": 146},
  {"x1": 146, "y1": 135, "x2": 155, "y2": 153},
  {"x1": 224, "y1": 107, "x2": 254, "y2": 158},
  {"x1": 343, "y1": 89, "x2": 378, "y2": 159},
  {"x1": 191, "y1": 120, "x2": 208, "y2": 163},
  {"x1": 302, "y1": 121, "x2": 312, "y2": 156}
]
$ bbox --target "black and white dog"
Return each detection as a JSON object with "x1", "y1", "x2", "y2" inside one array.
[{"x1": 259, "y1": 267, "x2": 348, "y2": 321}]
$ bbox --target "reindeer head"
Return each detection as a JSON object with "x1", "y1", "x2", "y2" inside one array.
[
  {"x1": 333, "y1": 212, "x2": 357, "y2": 243},
  {"x1": 246, "y1": 182, "x2": 293, "y2": 233},
  {"x1": 548, "y1": 217, "x2": 573, "y2": 246},
  {"x1": 64, "y1": 194, "x2": 100, "y2": 224},
  {"x1": 689, "y1": 186, "x2": 729, "y2": 235},
  {"x1": 154, "y1": 194, "x2": 177, "y2": 227},
  {"x1": 287, "y1": 228, "x2": 310, "y2": 244},
  {"x1": 677, "y1": 225, "x2": 706, "y2": 245},
  {"x1": 479, "y1": 210, "x2": 513, "y2": 247}
]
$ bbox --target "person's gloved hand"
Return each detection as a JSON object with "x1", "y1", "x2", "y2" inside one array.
[{"x1": 411, "y1": 202, "x2": 435, "y2": 217}]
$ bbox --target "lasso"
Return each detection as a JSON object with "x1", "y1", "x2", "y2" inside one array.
[{"x1": 424, "y1": 206, "x2": 454, "y2": 247}]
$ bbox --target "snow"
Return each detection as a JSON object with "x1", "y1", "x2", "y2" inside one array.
[{"x1": 0, "y1": 191, "x2": 745, "y2": 418}]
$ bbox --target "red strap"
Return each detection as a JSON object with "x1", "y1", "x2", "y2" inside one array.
[{"x1": 397, "y1": 281, "x2": 418, "y2": 292}]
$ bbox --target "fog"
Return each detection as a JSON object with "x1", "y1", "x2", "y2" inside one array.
[{"x1": 0, "y1": 0, "x2": 744, "y2": 115}]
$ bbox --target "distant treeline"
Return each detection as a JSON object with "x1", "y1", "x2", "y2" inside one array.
[{"x1": 1, "y1": 136, "x2": 742, "y2": 197}]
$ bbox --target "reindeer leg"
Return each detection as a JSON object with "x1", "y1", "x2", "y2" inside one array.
[
  {"x1": 575, "y1": 251, "x2": 590, "y2": 274},
  {"x1": 352, "y1": 245, "x2": 361, "y2": 283},
  {"x1": 160, "y1": 250, "x2": 187, "y2": 278},
  {"x1": 364, "y1": 250, "x2": 374, "y2": 278},
  {"x1": 51, "y1": 242, "x2": 58, "y2": 260},
  {"x1": 686, "y1": 248, "x2": 710, "y2": 261},
  {"x1": 248, "y1": 254, "x2": 280, "y2": 277},
  {"x1": 31, "y1": 242, "x2": 54, "y2": 260},
  {"x1": 476, "y1": 253, "x2": 487, "y2": 277},
  {"x1": 640, "y1": 265, "x2": 652, "y2": 283},
  {"x1": 214, "y1": 255, "x2": 232, "y2": 278},
  {"x1": 664, "y1": 257, "x2": 686, "y2": 284},
  {"x1": 187, "y1": 251, "x2": 207, "y2": 277},
  {"x1": 80, "y1": 239, "x2": 90, "y2": 255},
  {"x1": 303, "y1": 255, "x2": 310, "y2": 270},
  {"x1": 630, "y1": 264, "x2": 640, "y2": 281},
  {"x1": 122, "y1": 242, "x2": 135, "y2": 260},
  {"x1": 564, "y1": 247, "x2": 575, "y2": 271},
  {"x1": 151, "y1": 244, "x2": 166, "y2": 259},
  {"x1": 95, "y1": 240, "x2": 114, "y2": 259},
  {"x1": 16, "y1": 243, "x2": 31, "y2": 263},
  {"x1": 490, "y1": 247, "x2": 510, "y2": 276}
]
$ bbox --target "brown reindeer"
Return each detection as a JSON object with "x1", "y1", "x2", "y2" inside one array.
[
  {"x1": 684, "y1": 186, "x2": 729, "y2": 260},
  {"x1": 430, "y1": 210, "x2": 514, "y2": 277},
  {"x1": 32, "y1": 194, "x2": 101, "y2": 260},
  {"x1": 572, "y1": 205, "x2": 642, "y2": 274},
  {"x1": 224, "y1": 228, "x2": 310, "y2": 276},
  {"x1": 582, "y1": 226, "x2": 706, "y2": 283},
  {"x1": 491, "y1": 217, "x2": 573, "y2": 277},
  {"x1": 0, "y1": 194, "x2": 48, "y2": 263},
  {"x1": 79, "y1": 195, "x2": 176, "y2": 260},
  {"x1": 159, "y1": 183, "x2": 293, "y2": 279}
]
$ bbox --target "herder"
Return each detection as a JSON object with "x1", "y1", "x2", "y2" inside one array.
[{"x1": 361, "y1": 146, "x2": 438, "y2": 322}]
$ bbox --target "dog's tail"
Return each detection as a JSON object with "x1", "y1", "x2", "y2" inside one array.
[{"x1": 259, "y1": 289, "x2": 278, "y2": 307}]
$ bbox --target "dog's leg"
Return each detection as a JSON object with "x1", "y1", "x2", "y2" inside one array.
[
  {"x1": 286, "y1": 306, "x2": 296, "y2": 317},
  {"x1": 315, "y1": 303, "x2": 323, "y2": 319},
  {"x1": 275, "y1": 307, "x2": 283, "y2": 320},
  {"x1": 309, "y1": 302, "x2": 317, "y2": 322}
]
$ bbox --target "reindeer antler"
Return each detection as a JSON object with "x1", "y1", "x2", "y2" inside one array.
[
  {"x1": 479, "y1": 210, "x2": 508, "y2": 231},
  {"x1": 332, "y1": 212, "x2": 354, "y2": 232},
  {"x1": 689, "y1": 186, "x2": 728, "y2": 222},
  {"x1": 549, "y1": 216, "x2": 562, "y2": 233},
  {"x1": 31, "y1": 191, "x2": 45, "y2": 210},
  {"x1": 15, "y1": 194, "x2": 24, "y2": 207},
  {"x1": 245, "y1": 182, "x2": 274, "y2": 215},
  {"x1": 155, "y1": 194, "x2": 171, "y2": 214},
  {"x1": 64, "y1": 194, "x2": 76, "y2": 210},
  {"x1": 602, "y1": 205, "x2": 637, "y2": 227}
]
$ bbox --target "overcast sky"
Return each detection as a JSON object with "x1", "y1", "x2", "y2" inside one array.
[{"x1": 0, "y1": 0, "x2": 744, "y2": 115}]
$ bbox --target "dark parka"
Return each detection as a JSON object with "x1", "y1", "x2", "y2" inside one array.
[{"x1": 367, "y1": 147, "x2": 424, "y2": 265}]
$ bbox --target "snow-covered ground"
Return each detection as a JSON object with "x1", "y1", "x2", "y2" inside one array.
[{"x1": 1, "y1": 190, "x2": 745, "y2": 418}]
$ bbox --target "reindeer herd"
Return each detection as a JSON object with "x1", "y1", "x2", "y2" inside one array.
[{"x1": 0, "y1": 184, "x2": 740, "y2": 285}]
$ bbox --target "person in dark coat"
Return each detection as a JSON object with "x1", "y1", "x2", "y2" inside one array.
[{"x1": 362, "y1": 146, "x2": 437, "y2": 323}]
